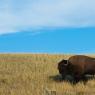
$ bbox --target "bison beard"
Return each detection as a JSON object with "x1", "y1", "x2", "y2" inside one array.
[{"x1": 58, "y1": 55, "x2": 95, "y2": 83}]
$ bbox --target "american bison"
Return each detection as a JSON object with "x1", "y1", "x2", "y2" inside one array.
[{"x1": 58, "y1": 55, "x2": 95, "y2": 82}]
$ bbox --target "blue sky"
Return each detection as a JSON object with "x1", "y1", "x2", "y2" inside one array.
[
  {"x1": 0, "y1": 27, "x2": 95, "y2": 53},
  {"x1": 0, "y1": 0, "x2": 95, "y2": 53}
]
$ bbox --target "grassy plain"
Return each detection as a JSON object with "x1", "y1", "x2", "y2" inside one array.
[{"x1": 0, "y1": 54, "x2": 95, "y2": 95}]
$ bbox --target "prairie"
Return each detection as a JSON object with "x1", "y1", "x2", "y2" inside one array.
[{"x1": 0, "y1": 54, "x2": 95, "y2": 95}]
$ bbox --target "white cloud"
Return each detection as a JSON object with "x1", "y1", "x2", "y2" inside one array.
[{"x1": 0, "y1": 0, "x2": 95, "y2": 34}]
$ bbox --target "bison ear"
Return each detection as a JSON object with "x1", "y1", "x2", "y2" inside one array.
[{"x1": 63, "y1": 60, "x2": 68, "y2": 66}]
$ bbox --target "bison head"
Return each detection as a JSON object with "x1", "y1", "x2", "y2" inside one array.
[{"x1": 58, "y1": 59, "x2": 69, "y2": 79}]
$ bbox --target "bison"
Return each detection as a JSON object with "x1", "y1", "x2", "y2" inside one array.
[{"x1": 58, "y1": 55, "x2": 95, "y2": 82}]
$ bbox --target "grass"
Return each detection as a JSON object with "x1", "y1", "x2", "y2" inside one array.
[{"x1": 0, "y1": 54, "x2": 95, "y2": 95}]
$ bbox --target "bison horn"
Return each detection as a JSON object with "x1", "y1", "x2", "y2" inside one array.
[{"x1": 63, "y1": 60, "x2": 69, "y2": 66}]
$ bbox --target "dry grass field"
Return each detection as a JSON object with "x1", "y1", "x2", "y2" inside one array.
[{"x1": 0, "y1": 54, "x2": 95, "y2": 95}]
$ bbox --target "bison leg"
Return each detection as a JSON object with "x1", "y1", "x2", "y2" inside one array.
[{"x1": 73, "y1": 75, "x2": 86, "y2": 83}]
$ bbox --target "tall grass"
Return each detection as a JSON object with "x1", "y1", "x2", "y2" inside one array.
[{"x1": 0, "y1": 54, "x2": 94, "y2": 95}]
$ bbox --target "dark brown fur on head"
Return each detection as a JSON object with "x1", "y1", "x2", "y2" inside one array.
[{"x1": 58, "y1": 59, "x2": 69, "y2": 78}]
